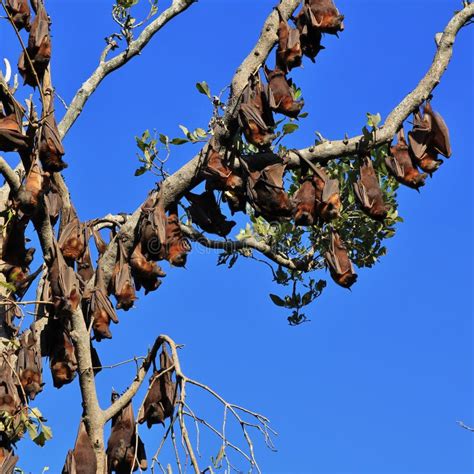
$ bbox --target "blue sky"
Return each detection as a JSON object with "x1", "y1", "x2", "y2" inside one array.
[{"x1": 1, "y1": 0, "x2": 472, "y2": 472}]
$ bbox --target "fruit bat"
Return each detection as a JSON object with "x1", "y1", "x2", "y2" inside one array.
[
  {"x1": 2, "y1": 213, "x2": 34, "y2": 267},
  {"x1": 312, "y1": 166, "x2": 341, "y2": 222},
  {"x1": 17, "y1": 158, "x2": 47, "y2": 216},
  {"x1": 138, "y1": 195, "x2": 167, "y2": 262},
  {"x1": 0, "y1": 86, "x2": 28, "y2": 152},
  {"x1": 203, "y1": 144, "x2": 246, "y2": 214},
  {"x1": 46, "y1": 320, "x2": 78, "y2": 389},
  {"x1": 3, "y1": 302, "x2": 21, "y2": 338},
  {"x1": 292, "y1": 177, "x2": 317, "y2": 226},
  {"x1": 305, "y1": 0, "x2": 344, "y2": 35},
  {"x1": 276, "y1": 11, "x2": 302, "y2": 72},
  {"x1": 238, "y1": 74, "x2": 275, "y2": 147},
  {"x1": 353, "y1": 156, "x2": 388, "y2": 221},
  {"x1": 324, "y1": 231, "x2": 357, "y2": 288},
  {"x1": 203, "y1": 145, "x2": 244, "y2": 192},
  {"x1": 18, "y1": 1, "x2": 51, "y2": 86},
  {"x1": 5, "y1": 0, "x2": 31, "y2": 30},
  {"x1": 88, "y1": 269, "x2": 118, "y2": 341},
  {"x1": 295, "y1": 4, "x2": 324, "y2": 61},
  {"x1": 408, "y1": 102, "x2": 451, "y2": 174},
  {"x1": 165, "y1": 206, "x2": 191, "y2": 267},
  {"x1": 0, "y1": 448, "x2": 18, "y2": 474},
  {"x1": 264, "y1": 66, "x2": 304, "y2": 118},
  {"x1": 111, "y1": 240, "x2": 137, "y2": 311},
  {"x1": 0, "y1": 363, "x2": 21, "y2": 416},
  {"x1": 62, "y1": 421, "x2": 97, "y2": 474},
  {"x1": 130, "y1": 243, "x2": 166, "y2": 295},
  {"x1": 48, "y1": 241, "x2": 82, "y2": 314},
  {"x1": 408, "y1": 102, "x2": 451, "y2": 160},
  {"x1": 59, "y1": 207, "x2": 86, "y2": 262},
  {"x1": 186, "y1": 189, "x2": 236, "y2": 237},
  {"x1": 106, "y1": 392, "x2": 147, "y2": 473},
  {"x1": 38, "y1": 112, "x2": 67, "y2": 172},
  {"x1": 387, "y1": 129, "x2": 427, "y2": 189},
  {"x1": 77, "y1": 242, "x2": 94, "y2": 285},
  {"x1": 245, "y1": 160, "x2": 293, "y2": 222},
  {"x1": 138, "y1": 347, "x2": 176, "y2": 428},
  {"x1": 44, "y1": 181, "x2": 63, "y2": 226},
  {"x1": 16, "y1": 329, "x2": 43, "y2": 401},
  {"x1": 92, "y1": 227, "x2": 108, "y2": 256}
]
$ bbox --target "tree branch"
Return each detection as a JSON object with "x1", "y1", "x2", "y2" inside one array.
[
  {"x1": 0, "y1": 157, "x2": 20, "y2": 192},
  {"x1": 57, "y1": 0, "x2": 197, "y2": 139},
  {"x1": 286, "y1": 3, "x2": 474, "y2": 165}
]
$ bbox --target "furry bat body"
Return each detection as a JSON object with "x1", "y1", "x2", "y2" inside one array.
[
  {"x1": 165, "y1": 207, "x2": 191, "y2": 267},
  {"x1": 408, "y1": 102, "x2": 451, "y2": 174},
  {"x1": 38, "y1": 112, "x2": 67, "y2": 172},
  {"x1": 59, "y1": 207, "x2": 85, "y2": 262},
  {"x1": 0, "y1": 87, "x2": 28, "y2": 152},
  {"x1": 18, "y1": 1, "x2": 51, "y2": 86},
  {"x1": 107, "y1": 394, "x2": 147, "y2": 473},
  {"x1": 17, "y1": 159, "x2": 46, "y2": 216},
  {"x1": 62, "y1": 421, "x2": 97, "y2": 474},
  {"x1": 264, "y1": 66, "x2": 304, "y2": 118},
  {"x1": 203, "y1": 145, "x2": 246, "y2": 214},
  {"x1": 111, "y1": 240, "x2": 137, "y2": 311},
  {"x1": 303, "y1": 0, "x2": 344, "y2": 34},
  {"x1": 187, "y1": 190, "x2": 236, "y2": 237},
  {"x1": 138, "y1": 348, "x2": 176, "y2": 428},
  {"x1": 48, "y1": 242, "x2": 82, "y2": 314},
  {"x1": 130, "y1": 243, "x2": 165, "y2": 295},
  {"x1": 0, "y1": 365, "x2": 21, "y2": 416},
  {"x1": 0, "y1": 448, "x2": 18, "y2": 474},
  {"x1": 46, "y1": 320, "x2": 78, "y2": 388},
  {"x1": 2, "y1": 214, "x2": 34, "y2": 267},
  {"x1": 138, "y1": 195, "x2": 167, "y2": 262},
  {"x1": 324, "y1": 231, "x2": 357, "y2": 288},
  {"x1": 16, "y1": 329, "x2": 43, "y2": 401},
  {"x1": 387, "y1": 129, "x2": 427, "y2": 189},
  {"x1": 88, "y1": 270, "x2": 118, "y2": 341},
  {"x1": 276, "y1": 13, "x2": 302, "y2": 72},
  {"x1": 238, "y1": 75, "x2": 275, "y2": 147},
  {"x1": 353, "y1": 156, "x2": 388, "y2": 221},
  {"x1": 293, "y1": 177, "x2": 317, "y2": 226},
  {"x1": 246, "y1": 159, "x2": 293, "y2": 222},
  {"x1": 5, "y1": 0, "x2": 31, "y2": 30},
  {"x1": 313, "y1": 166, "x2": 341, "y2": 222}
]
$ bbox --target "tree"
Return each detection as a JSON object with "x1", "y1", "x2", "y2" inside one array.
[{"x1": 0, "y1": 0, "x2": 472, "y2": 472}]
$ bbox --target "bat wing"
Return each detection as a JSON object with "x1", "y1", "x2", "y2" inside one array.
[
  {"x1": 262, "y1": 163, "x2": 285, "y2": 188},
  {"x1": 353, "y1": 181, "x2": 372, "y2": 209},
  {"x1": 385, "y1": 156, "x2": 404, "y2": 179},
  {"x1": 239, "y1": 103, "x2": 270, "y2": 131},
  {"x1": 287, "y1": 28, "x2": 301, "y2": 50},
  {"x1": 322, "y1": 178, "x2": 339, "y2": 202},
  {"x1": 0, "y1": 451, "x2": 19, "y2": 474},
  {"x1": 431, "y1": 110, "x2": 452, "y2": 157}
]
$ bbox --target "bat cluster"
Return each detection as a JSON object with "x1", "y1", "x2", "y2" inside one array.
[{"x1": 0, "y1": 326, "x2": 43, "y2": 469}]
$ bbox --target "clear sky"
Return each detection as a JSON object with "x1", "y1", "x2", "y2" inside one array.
[{"x1": 1, "y1": 0, "x2": 473, "y2": 472}]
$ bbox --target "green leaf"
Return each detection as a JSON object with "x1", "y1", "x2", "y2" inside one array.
[
  {"x1": 366, "y1": 112, "x2": 382, "y2": 129},
  {"x1": 170, "y1": 138, "x2": 189, "y2": 145},
  {"x1": 42, "y1": 425, "x2": 53, "y2": 441},
  {"x1": 196, "y1": 81, "x2": 211, "y2": 98},
  {"x1": 134, "y1": 166, "x2": 148, "y2": 176},
  {"x1": 298, "y1": 112, "x2": 309, "y2": 119},
  {"x1": 159, "y1": 134, "x2": 169, "y2": 145},
  {"x1": 269, "y1": 294, "x2": 286, "y2": 307},
  {"x1": 33, "y1": 431, "x2": 47, "y2": 447},
  {"x1": 179, "y1": 124, "x2": 190, "y2": 137},
  {"x1": 283, "y1": 123, "x2": 299, "y2": 135}
]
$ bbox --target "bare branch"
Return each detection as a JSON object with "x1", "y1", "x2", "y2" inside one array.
[
  {"x1": 58, "y1": 0, "x2": 197, "y2": 139},
  {"x1": 0, "y1": 157, "x2": 20, "y2": 192}
]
